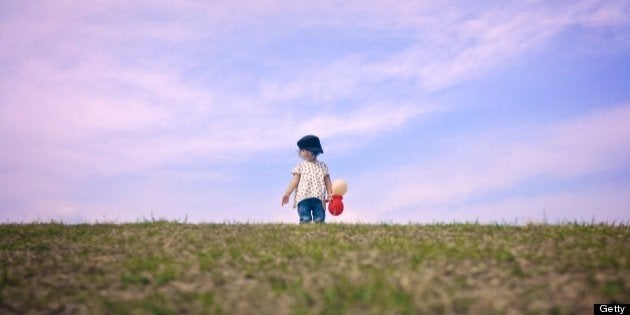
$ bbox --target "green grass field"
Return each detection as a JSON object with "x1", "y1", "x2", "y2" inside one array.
[{"x1": 0, "y1": 222, "x2": 628, "y2": 314}]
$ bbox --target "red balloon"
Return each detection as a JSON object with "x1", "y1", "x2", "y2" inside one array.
[{"x1": 328, "y1": 195, "x2": 344, "y2": 216}]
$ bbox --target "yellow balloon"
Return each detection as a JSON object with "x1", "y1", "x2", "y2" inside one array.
[{"x1": 331, "y1": 179, "x2": 348, "y2": 195}]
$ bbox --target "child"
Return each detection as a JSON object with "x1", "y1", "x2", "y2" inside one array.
[{"x1": 281, "y1": 135, "x2": 333, "y2": 223}]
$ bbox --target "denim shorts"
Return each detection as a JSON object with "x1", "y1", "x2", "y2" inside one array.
[{"x1": 297, "y1": 198, "x2": 326, "y2": 224}]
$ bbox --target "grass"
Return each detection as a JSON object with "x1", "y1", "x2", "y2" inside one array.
[{"x1": 0, "y1": 222, "x2": 628, "y2": 314}]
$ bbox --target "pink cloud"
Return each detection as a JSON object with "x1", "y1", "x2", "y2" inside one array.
[
  {"x1": 351, "y1": 105, "x2": 630, "y2": 222},
  {"x1": 456, "y1": 186, "x2": 630, "y2": 224},
  {"x1": 1, "y1": 1, "x2": 628, "y2": 223},
  {"x1": 254, "y1": 0, "x2": 630, "y2": 101}
]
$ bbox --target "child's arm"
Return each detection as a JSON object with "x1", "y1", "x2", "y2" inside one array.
[
  {"x1": 324, "y1": 174, "x2": 333, "y2": 202},
  {"x1": 281, "y1": 174, "x2": 300, "y2": 206}
]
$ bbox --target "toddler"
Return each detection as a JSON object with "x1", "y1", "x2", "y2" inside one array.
[{"x1": 281, "y1": 135, "x2": 332, "y2": 223}]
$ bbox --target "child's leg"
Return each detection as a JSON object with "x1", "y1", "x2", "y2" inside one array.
[
  {"x1": 297, "y1": 199, "x2": 313, "y2": 223},
  {"x1": 312, "y1": 199, "x2": 326, "y2": 223}
]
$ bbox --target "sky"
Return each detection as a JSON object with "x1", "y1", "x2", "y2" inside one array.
[{"x1": 1, "y1": 1, "x2": 629, "y2": 224}]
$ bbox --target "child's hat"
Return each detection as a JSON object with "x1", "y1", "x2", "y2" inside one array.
[{"x1": 297, "y1": 135, "x2": 324, "y2": 154}]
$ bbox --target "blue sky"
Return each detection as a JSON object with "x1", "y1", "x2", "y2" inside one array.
[{"x1": 1, "y1": 1, "x2": 629, "y2": 224}]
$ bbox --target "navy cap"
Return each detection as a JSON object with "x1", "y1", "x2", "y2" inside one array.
[{"x1": 297, "y1": 135, "x2": 324, "y2": 154}]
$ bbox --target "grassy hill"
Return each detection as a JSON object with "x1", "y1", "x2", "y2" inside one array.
[{"x1": 0, "y1": 222, "x2": 628, "y2": 314}]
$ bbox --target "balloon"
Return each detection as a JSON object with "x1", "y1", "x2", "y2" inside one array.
[
  {"x1": 331, "y1": 179, "x2": 348, "y2": 196},
  {"x1": 328, "y1": 195, "x2": 344, "y2": 216}
]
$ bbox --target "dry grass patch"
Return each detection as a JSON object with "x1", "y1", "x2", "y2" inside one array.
[{"x1": 0, "y1": 222, "x2": 628, "y2": 314}]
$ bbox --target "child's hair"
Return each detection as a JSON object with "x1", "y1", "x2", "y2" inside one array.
[{"x1": 297, "y1": 149, "x2": 320, "y2": 158}]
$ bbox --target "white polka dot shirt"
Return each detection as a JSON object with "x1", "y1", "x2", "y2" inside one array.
[{"x1": 292, "y1": 160, "x2": 329, "y2": 208}]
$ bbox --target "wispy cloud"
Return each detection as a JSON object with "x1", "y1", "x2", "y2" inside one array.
[
  {"x1": 257, "y1": 1, "x2": 630, "y2": 97},
  {"x1": 450, "y1": 186, "x2": 630, "y2": 224},
  {"x1": 353, "y1": 105, "x2": 630, "y2": 222},
  {"x1": 1, "y1": 1, "x2": 628, "y2": 222}
]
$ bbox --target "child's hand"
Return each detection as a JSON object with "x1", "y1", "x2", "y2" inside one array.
[{"x1": 281, "y1": 195, "x2": 290, "y2": 206}]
